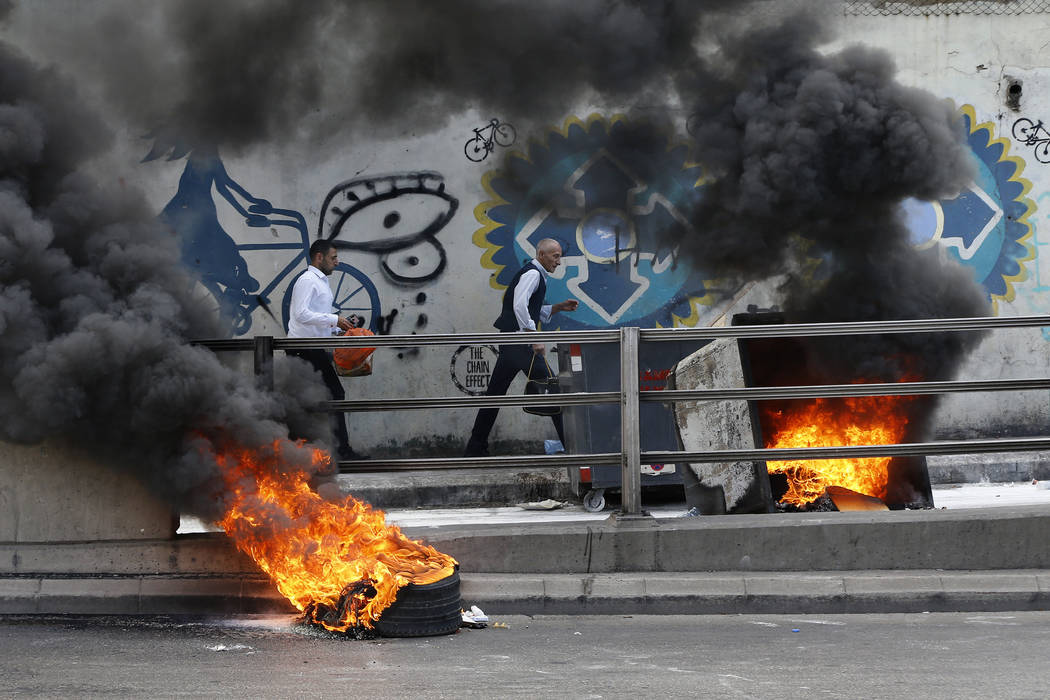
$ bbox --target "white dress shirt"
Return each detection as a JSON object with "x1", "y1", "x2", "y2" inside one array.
[
  {"x1": 512, "y1": 259, "x2": 553, "y2": 331},
  {"x1": 287, "y1": 266, "x2": 339, "y2": 338}
]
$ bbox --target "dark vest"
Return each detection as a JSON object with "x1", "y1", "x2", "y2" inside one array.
[{"x1": 494, "y1": 261, "x2": 546, "y2": 331}]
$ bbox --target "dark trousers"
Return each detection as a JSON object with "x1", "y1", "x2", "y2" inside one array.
[
  {"x1": 287, "y1": 348, "x2": 351, "y2": 454},
  {"x1": 467, "y1": 343, "x2": 564, "y2": 454}
]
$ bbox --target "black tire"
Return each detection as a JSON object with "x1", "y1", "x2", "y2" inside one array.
[
  {"x1": 583, "y1": 489, "x2": 606, "y2": 513},
  {"x1": 375, "y1": 569, "x2": 462, "y2": 638}
]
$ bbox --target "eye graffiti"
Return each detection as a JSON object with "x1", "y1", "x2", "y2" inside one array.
[{"x1": 319, "y1": 171, "x2": 459, "y2": 287}]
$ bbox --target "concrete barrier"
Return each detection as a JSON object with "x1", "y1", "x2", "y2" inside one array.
[
  {"x1": 3, "y1": 506, "x2": 1049, "y2": 577},
  {"x1": 0, "y1": 442, "x2": 175, "y2": 542},
  {"x1": 422, "y1": 506, "x2": 1050, "y2": 573}
]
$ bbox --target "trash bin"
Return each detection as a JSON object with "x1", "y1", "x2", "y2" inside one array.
[{"x1": 556, "y1": 338, "x2": 710, "y2": 512}]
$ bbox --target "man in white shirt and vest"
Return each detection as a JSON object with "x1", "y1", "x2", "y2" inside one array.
[
  {"x1": 464, "y1": 238, "x2": 579, "y2": 457},
  {"x1": 287, "y1": 239, "x2": 363, "y2": 460}
]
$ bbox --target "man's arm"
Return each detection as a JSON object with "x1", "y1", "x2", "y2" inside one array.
[
  {"x1": 550, "y1": 299, "x2": 579, "y2": 314},
  {"x1": 512, "y1": 269, "x2": 541, "y2": 331},
  {"x1": 538, "y1": 299, "x2": 578, "y2": 326},
  {"x1": 289, "y1": 276, "x2": 348, "y2": 332},
  {"x1": 533, "y1": 299, "x2": 580, "y2": 354}
]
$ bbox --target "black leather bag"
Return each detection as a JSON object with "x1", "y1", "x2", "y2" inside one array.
[{"x1": 523, "y1": 350, "x2": 561, "y2": 416}]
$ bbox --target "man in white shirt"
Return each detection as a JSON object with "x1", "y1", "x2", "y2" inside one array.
[
  {"x1": 287, "y1": 239, "x2": 361, "y2": 460},
  {"x1": 464, "y1": 238, "x2": 578, "y2": 457}
]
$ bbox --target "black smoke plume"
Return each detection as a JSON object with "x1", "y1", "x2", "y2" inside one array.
[
  {"x1": 0, "y1": 0, "x2": 992, "y2": 506},
  {"x1": 0, "y1": 41, "x2": 332, "y2": 519},
  {"x1": 674, "y1": 8, "x2": 989, "y2": 388},
  {"x1": 4, "y1": 0, "x2": 741, "y2": 152},
  {"x1": 7, "y1": 1, "x2": 986, "y2": 339}
]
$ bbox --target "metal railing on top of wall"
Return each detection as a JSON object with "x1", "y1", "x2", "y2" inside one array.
[{"x1": 195, "y1": 314, "x2": 1050, "y2": 516}]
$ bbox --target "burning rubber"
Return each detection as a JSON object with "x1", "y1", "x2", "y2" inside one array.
[
  {"x1": 304, "y1": 569, "x2": 463, "y2": 638},
  {"x1": 215, "y1": 441, "x2": 459, "y2": 636}
]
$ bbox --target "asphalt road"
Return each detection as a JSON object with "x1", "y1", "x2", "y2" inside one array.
[{"x1": 2, "y1": 612, "x2": 1048, "y2": 699}]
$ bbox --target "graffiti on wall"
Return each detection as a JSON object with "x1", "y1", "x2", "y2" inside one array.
[
  {"x1": 317, "y1": 171, "x2": 459, "y2": 341},
  {"x1": 1012, "y1": 118, "x2": 1050, "y2": 165},
  {"x1": 153, "y1": 153, "x2": 464, "y2": 337},
  {"x1": 901, "y1": 104, "x2": 1035, "y2": 312},
  {"x1": 475, "y1": 115, "x2": 713, "y2": 331},
  {"x1": 464, "y1": 119, "x2": 517, "y2": 162},
  {"x1": 152, "y1": 149, "x2": 382, "y2": 336},
  {"x1": 450, "y1": 345, "x2": 500, "y2": 395},
  {"x1": 319, "y1": 172, "x2": 458, "y2": 289},
  {"x1": 475, "y1": 108, "x2": 1038, "y2": 342}
]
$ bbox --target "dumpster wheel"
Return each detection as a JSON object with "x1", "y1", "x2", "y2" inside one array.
[{"x1": 583, "y1": 489, "x2": 606, "y2": 513}]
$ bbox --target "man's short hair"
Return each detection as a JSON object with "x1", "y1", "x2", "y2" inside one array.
[{"x1": 309, "y1": 239, "x2": 336, "y2": 260}]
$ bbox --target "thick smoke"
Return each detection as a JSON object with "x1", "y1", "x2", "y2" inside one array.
[
  {"x1": 0, "y1": 0, "x2": 994, "y2": 508},
  {"x1": 7, "y1": 2, "x2": 987, "y2": 337},
  {"x1": 672, "y1": 8, "x2": 990, "y2": 386},
  {"x1": 5, "y1": 0, "x2": 740, "y2": 152},
  {"x1": 0, "y1": 41, "x2": 332, "y2": 519}
]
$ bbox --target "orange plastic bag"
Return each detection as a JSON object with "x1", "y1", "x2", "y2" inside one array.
[{"x1": 333, "y1": 327, "x2": 376, "y2": 377}]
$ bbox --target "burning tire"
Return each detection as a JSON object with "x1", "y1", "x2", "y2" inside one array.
[{"x1": 375, "y1": 569, "x2": 463, "y2": 638}]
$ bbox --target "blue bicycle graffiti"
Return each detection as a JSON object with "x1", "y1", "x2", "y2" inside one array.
[{"x1": 150, "y1": 147, "x2": 381, "y2": 335}]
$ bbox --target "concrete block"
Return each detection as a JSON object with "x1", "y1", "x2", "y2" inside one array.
[
  {"x1": 37, "y1": 577, "x2": 141, "y2": 614},
  {"x1": 172, "y1": 534, "x2": 260, "y2": 575},
  {"x1": 669, "y1": 339, "x2": 771, "y2": 514},
  {"x1": 0, "y1": 441, "x2": 175, "y2": 542},
  {"x1": 0, "y1": 535, "x2": 260, "y2": 577},
  {"x1": 0, "y1": 578, "x2": 41, "y2": 613},
  {"x1": 2, "y1": 541, "x2": 177, "y2": 575},
  {"x1": 432, "y1": 525, "x2": 603, "y2": 574}
]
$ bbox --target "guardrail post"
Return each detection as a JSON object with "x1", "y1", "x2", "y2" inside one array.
[
  {"x1": 254, "y1": 335, "x2": 274, "y2": 391},
  {"x1": 620, "y1": 326, "x2": 642, "y2": 515}
]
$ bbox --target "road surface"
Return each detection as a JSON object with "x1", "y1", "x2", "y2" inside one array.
[{"x1": 2, "y1": 612, "x2": 1048, "y2": 698}]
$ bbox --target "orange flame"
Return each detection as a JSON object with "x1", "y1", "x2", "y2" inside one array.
[
  {"x1": 214, "y1": 440, "x2": 457, "y2": 632},
  {"x1": 762, "y1": 390, "x2": 914, "y2": 506}
]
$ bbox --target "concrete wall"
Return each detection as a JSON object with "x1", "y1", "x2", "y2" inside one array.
[
  {"x1": 3, "y1": 5, "x2": 1050, "y2": 462},
  {"x1": 5, "y1": 507, "x2": 1050, "y2": 575},
  {"x1": 835, "y1": 13, "x2": 1050, "y2": 443},
  {"x1": 0, "y1": 442, "x2": 175, "y2": 543},
  {"x1": 209, "y1": 10, "x2": 1050, "y2": 458}
]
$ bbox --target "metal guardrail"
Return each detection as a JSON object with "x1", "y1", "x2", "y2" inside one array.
[{"x1": 195, "y1": 314, "x2": 1050, "y2": 515}]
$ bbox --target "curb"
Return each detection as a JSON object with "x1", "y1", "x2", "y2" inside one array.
[
  {"x1": 460, "y1": 570, "x2": 1050, "y2": 615},
  {"x1": 2, "y1": 571, "x2": 1048, "y2": 617}
]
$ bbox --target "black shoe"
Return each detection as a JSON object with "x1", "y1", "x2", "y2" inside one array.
[{"x1": 464, "y1": 443, "x2": 490, "y2": 458}]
